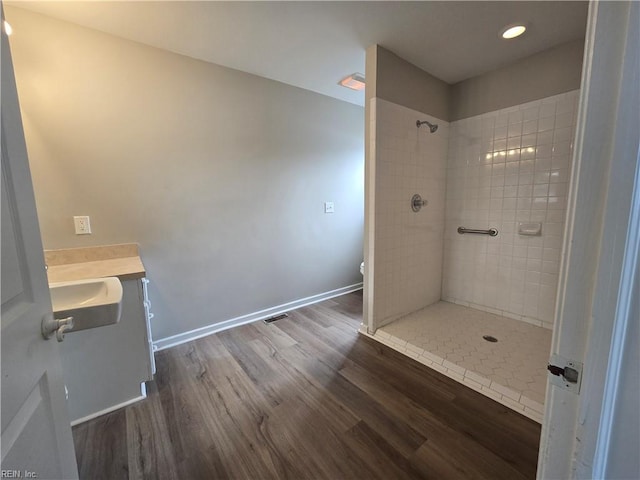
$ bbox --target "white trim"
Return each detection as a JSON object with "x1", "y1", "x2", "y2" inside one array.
[
  {"x1": 538, "y1": 2, "x2": 639, "y2": 478},
  {"x1": 537, "y1": 4, "x2": 602, "y2": 477},
  {"x1": 593, "y1": 144, "x2": 640, "y2": 477},
  {"x1": 363, "y1": 96, "x2": 377, "y2": 335},
  {"x1": 70, "y1": 393, "x2": 147, "y2": 426},
  {"x1": 153, "y1": 283, "x2": 364, "y2": 352}
]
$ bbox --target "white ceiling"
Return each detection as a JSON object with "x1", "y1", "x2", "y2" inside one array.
[{"x1": 9, "y1": 1, "x2": 588, "y2": 106}]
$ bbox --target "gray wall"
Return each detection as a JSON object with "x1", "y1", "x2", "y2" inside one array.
[
  {"x1": 452, "y1": 39, "x2": 584, "y2": 120},
  {"x1": 368, "y1": 40, "x2": 583, "y2": 123},
  {"x1": 6, "y1": 7, "x2": 365, "y2": 341},
  {"x1": 367, "y1": 45, "x2": 451, "y2": 121}
]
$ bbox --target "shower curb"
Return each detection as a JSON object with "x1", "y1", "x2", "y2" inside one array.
[{"x1": 359, "y1": 326, "x2": 544, "y2": 423}]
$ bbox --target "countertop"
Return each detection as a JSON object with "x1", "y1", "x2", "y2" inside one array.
[{"x1": 45, "y1": 244, "x2": 146, "y2": 283}]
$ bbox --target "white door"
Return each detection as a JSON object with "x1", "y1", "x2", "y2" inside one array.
[
  {"x1": 1, "y1": 22, "x2": 78, "y2": 480},
  {"x1": 538, "y1": 1, "x2": 640, "y2": 478}
]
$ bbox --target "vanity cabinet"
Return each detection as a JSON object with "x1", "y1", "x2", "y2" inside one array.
[{"x1": 59, "y1": 277, "x2": 154, "y2": 424}]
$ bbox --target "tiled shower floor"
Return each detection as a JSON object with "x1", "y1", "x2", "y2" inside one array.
[{"x1": 368, "y1": 301, "x2": 552, "y2": 423}]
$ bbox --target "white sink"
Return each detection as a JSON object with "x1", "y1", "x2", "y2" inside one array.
[{"x1": 49, "y1": 277, "x2": 123, "y2": 332}]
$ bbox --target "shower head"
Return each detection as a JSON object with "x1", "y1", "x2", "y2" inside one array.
[{"x1": 416, "y1": 119, "x2": 438, "y2": 133}]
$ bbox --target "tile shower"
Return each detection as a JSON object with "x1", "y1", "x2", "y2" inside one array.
[
  {"x1": 368, "y1": 98, "x2": 449, "y2": 326},
  {"x1": 365, "y1": 91, "x2": 579, "y2": 423}
]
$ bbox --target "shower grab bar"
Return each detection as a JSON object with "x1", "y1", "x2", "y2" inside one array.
[{"x1": 457, "y1": 226, "x2": 499, "y2": 237}]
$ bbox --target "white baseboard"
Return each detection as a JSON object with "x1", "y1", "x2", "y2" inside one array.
[
  {"x1": 70, "y1": 389, "x2": 147, "y2": 426},
  {"x1": 153, "y1": 283, "x2": 363, "y2": 352}
]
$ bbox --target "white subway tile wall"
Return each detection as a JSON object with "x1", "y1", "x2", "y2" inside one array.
[
  {"x1": 371, "y1": 99, "x2": 449, "y2": 329},
  {"x1": 442, "y1": 91, "x2": 579, "y2": 329}
]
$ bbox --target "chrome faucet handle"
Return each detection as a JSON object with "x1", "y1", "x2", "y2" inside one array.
[{"x1": 411, "y1": 194, "x2": 428, "y2": 212}]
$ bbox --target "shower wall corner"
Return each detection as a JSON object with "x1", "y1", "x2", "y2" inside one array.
[
  {"x1": 363, "y1": 45, "x2": 451, "y2": 334},
  {"x1": 369, "y1": 100, "x2": 449, "y2": 332}
]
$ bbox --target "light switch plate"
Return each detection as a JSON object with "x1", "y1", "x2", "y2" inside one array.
[
  {"x1": 74, "y1": 216, "x2": 91, "y2": 235},
  {"x1": 324, "y1": 202, "x2": 335, "y2": 213}
]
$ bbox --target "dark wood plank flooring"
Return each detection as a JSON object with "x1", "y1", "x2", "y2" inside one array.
[{"x1": 72, "y1": 291, "x2": 541, "y2": 479}]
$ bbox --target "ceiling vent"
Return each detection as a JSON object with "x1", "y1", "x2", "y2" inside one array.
[{"x1": 339, "y1": 73, "x2": 365, "y2": 91}]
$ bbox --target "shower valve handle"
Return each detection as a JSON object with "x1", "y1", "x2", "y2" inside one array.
[{"x1": 411, "y1": 194, "x2": 427, "y2": 212}]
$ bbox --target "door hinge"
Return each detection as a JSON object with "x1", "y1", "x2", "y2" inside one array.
[{"x1": 548, "y1": 354, "x2": 583, "y2": 394}]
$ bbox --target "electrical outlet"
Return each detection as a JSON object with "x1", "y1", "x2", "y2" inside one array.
[
  {"x1": 324, "y1": 202, "x2": 335, "y2": 213},
  {"x1": 73, "y1": 216, "x2": 91, "y2": 235}
]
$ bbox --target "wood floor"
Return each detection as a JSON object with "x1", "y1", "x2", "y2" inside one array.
[{"x1": 72, "y1": 291, "x2": 541, "y2": 479}]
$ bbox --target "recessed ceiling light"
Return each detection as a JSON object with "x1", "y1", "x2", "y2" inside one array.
[
  {"x1": 3, "y1": 21, "x2": 13, "y2": 36},
  {"x1": 501, "y1": 24, "x2": 526, "y2": 39},
  {"x1": 339, "y1": 73, "x2": 365, "y2": 91}
]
